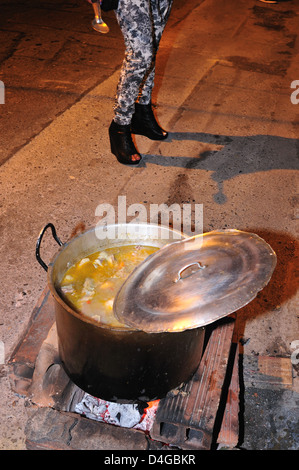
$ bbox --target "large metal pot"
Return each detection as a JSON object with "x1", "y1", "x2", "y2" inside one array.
[{"x1": 36, "y1": 223, "x2": 205, "y2": 403}]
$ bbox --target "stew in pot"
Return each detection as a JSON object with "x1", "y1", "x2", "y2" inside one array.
[{"x1": 59, "y1": 245, "x2": 158, "y2": 327}]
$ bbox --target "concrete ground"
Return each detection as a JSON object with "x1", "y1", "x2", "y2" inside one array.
[{"x1": 0, "y1": 0, "x2": 298, "y2": 450}]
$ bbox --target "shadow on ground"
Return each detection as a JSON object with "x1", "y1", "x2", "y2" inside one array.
[{"x1": 142, "y1": 132, "x2": 299, "y2": 204}]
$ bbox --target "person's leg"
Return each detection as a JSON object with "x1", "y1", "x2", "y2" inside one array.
[
  {"x1": 113, "y1": 0, "x2": 155, "y2": 125},
  {"x1": 109, "y1": 0, "x2": 156, "y2": 164},
  {"x1": 137, "y1": 0, "x2": 173, "y2": 105},
  {"x1": 109, "y1": 0, "x2": 173, "y2": 163},
  {"x1": 131, "y1": 0, "x2": 173, "y2": 140}
]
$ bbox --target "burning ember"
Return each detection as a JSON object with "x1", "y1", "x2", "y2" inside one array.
[{"x1": 75, "y1": 393, "x2": 159, "y2": 432}]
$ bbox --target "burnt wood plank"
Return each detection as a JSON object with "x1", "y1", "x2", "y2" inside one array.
[
  {"x1": 25, "y1": 407, "x2": 152, "y2": 450},
  {"x1": 9, "y1": 287, "x2": 54, "y2": 367},
  {"x1": 150, "y1": 319, "x2": 236, "y2": 449},
  {"x1": 217, "y1": 342, "x2": 240, "y2": 448},
  {"x1": 8, "y1": 287, "x2": 55, "y2": 396}
]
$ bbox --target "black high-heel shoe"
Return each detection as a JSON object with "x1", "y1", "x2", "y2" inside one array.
[
  {"x1": 109, "y1": 120, "x2": 141, "y2": 166},
  {"x1": 131, "y1": 102, "x2": 168, "y2": 141}
]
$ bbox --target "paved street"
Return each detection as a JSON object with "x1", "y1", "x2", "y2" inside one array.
[{"x1": 0, "y1": 0, "x2": 298, "y2": 450}]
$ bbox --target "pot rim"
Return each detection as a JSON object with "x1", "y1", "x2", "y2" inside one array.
[{"x1": 47, "y1": 223, "x2": 186, "y2": 333}]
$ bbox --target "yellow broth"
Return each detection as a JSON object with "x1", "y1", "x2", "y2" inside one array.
[{"x1": 59, "y1": 245, "x2": 159, "y2": 328}]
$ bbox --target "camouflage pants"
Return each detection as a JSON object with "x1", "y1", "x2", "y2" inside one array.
[{"x1": 113, "y1": 0, "x2": 173, "y2": 125}]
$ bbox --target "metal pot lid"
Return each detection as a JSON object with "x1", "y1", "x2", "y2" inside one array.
[{"x1": 113, "y1": 230, "x2": 277, "y2": 333}]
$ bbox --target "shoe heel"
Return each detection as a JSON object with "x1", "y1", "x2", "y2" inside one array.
[
  {"x1": 131, "y1": 103, "x2": 168, "y2": 141},
  {"x1": 109, "y1": 120, "x2": 141, "y2": 166}
]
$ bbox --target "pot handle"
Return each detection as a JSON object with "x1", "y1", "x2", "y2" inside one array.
[
  {"x1": 36, "y1": 223, "x2": 63, "y2": 272},
  {"x1": 175, "y1": 261, "x2": 206, "y2": 282}
]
